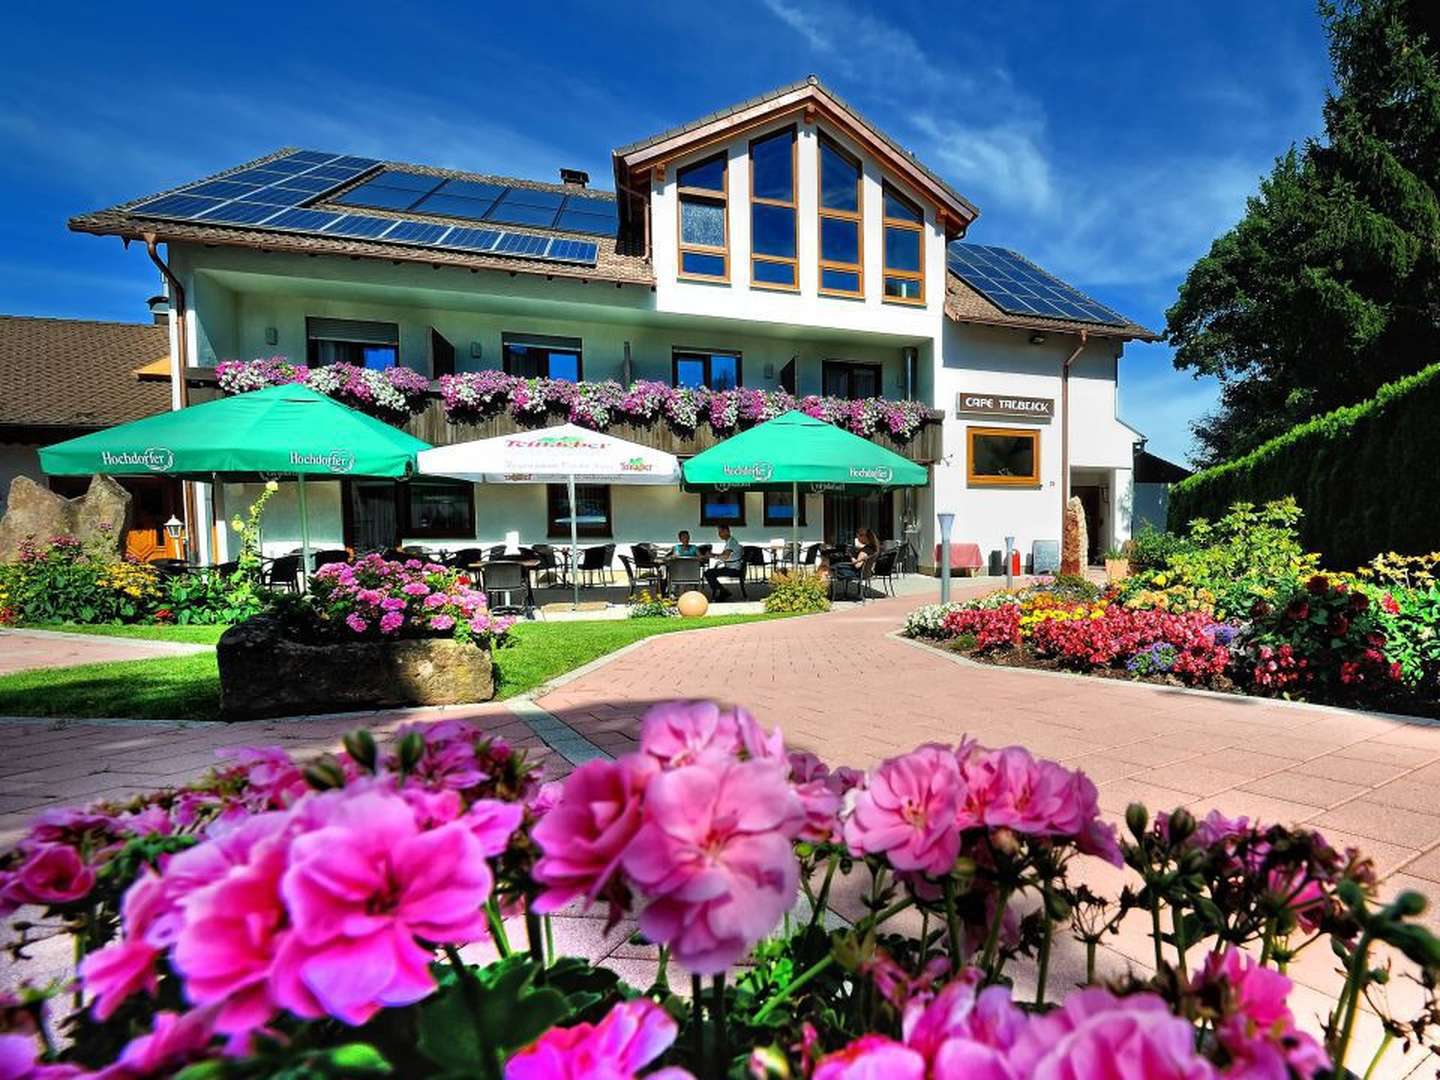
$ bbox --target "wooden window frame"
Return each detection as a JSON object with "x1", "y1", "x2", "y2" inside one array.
[
  {"x1": 546, "y1": 483, "x2": 613, "y2": 539},
  {"x1": 749, "y1": 126, "x2": 798, "y2": 293},
  {"x1": 966, "y1": 426, "x2": 1041, "y2": 488},
  {"x1": 699, "y1": 490, "x2": 747, "y2": 527},
  {"x1": 817, "y1": 134, "x2": 864, "y2": 299},
  {"x1": 671, "y1": 348, "x2": 743, "y2": 390},
  {"x1": 763, "y1": 490, "x2": 808, "y2": 528},
  {"x1": 822, "y1": 360, "x2": 883, "y2": 401},
  {"x1": 676, "y1": 152, "x2": 729, "y2": 283},
  {"x1": 881, "y1": 181, "x2": 926, "y2": 306},
  {"x1": 501, "y1": 333, "x2": 584, "y2": 381}
]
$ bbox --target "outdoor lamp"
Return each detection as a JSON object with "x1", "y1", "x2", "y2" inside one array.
[
  {"x1": 164, "y1": 515, "x2": 184, "y2": 541},
  {"x1": 938, "y1": 512, "x2": 955, "y2": 604}
]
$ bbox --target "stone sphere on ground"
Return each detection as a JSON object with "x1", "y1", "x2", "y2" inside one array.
[{"x1": 677, "y1": 590, "x2": 709, "y2": 618}]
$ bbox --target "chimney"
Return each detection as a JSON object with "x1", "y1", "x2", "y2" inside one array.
[
  {"x1": 559, "y1": 168, "x2": 589, "y2": 189},
  {"x1": 146, "y1": 294, "x2": 170, "y2": 326}
]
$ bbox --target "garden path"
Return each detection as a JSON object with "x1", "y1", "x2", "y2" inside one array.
[{"x1": 0, "y1": 627, "x2": 210, "y2": 675}]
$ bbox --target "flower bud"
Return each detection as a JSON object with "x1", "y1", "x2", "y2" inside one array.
[
  {"x1": 747, "y1": 1045, "x2": 791, "y2": 1079},
  {"x1": 1394, "y1": 891, "x2": 1427, "y2": 918},
  {"x1": 1167, "y1": 808, "x2": 1196, "y2": 844},
  {"x1": 1126, "y1": 802, "x2": 1150, "y2": 841},
  {"x1": 342, "y1": 729, "x2": 378, "y2": 772},
  {"x1": 989, "y1": 826, "x2": 1020, "y2": 857},
  {"x1": 397, "y1": 731, "x2": 426, "y2": 774},
  {"x1": 303, "y1": 757, "x2": 346, "y2": 790}
]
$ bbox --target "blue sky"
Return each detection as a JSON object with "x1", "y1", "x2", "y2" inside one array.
[{"x1": 0, "y1": 2, "x2": 1331, "y2": 465}]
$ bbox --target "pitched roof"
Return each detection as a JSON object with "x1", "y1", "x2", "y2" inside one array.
[
  {"x1": 69, "y1": 149, "x2": 655, "y2": 286},
  {"x1": 613, "y1": 75, "x2": 980, "y2": 228},
  {"x1": 944, "y1": 271, "x2": 1159, "y2": 342},
  {"x1": 0, "y1": 316, "x2": 172, "y2": 429}
]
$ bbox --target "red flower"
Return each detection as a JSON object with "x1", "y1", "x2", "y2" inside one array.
[{"x1": 1381, "y1": 593, "x2": 1400, "y2": 614}]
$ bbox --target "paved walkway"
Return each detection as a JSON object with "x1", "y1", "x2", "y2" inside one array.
[{"x1": 0, "y1": 628, "x2": 211, "y2": 676}]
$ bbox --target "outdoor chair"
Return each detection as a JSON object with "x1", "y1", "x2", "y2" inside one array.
[
  {"x1": 312, "y1": 549, "x2": 350, "y2": 570},
  {"x1": 531, "y1": 544, "x2": 564, "y2": 587},
  {"x1": 150, "y1": 558, "x2": 191, "y2": 578},
  {"x1": 447, "y1": 547, "x2": 484, "y2": 570},
  {"x1": 742, "y1": 545, "x2": 768, "y2": 588},
  {"x1": 265, "y1": 555, "x2": 302, "y2": 592},
  {"x1": 479, "y1": 560, "x2": 530, "y2": 615},
  {"x1": 870, "y1": 548, "x2": 899, "y2": 597},
  {"x1": 697, "y1": 543, "x2": 713, "y2": 560},
  {"x1": 206, "y1": 560, "x2": 239, "y2": 578},
  {"x1": 802, "y1": 542, "x2": 822, "y2": 568},
  {"x1": 618, "y1": 555, "x2": 644, "y2": 600},
  {"x1": 486, "y1": 544, "x2": 508, "y2": 560},
  {"x1": 577, "y1": 544, "x2": 614, "y2": 588},
  {"x1": 830, "y1": 554, "x2": 877, "y2": 604},
  {"x1": 667, "y1": 556, "x2": 704, "y2": 597},
  {"x1": 630, "y1": 544, "x2": 665, "y2": 590}
]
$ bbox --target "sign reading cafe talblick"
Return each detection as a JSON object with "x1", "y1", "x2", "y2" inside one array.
[{"x1": 955, "y1": 391, "x2": 1055, "y2": 420}]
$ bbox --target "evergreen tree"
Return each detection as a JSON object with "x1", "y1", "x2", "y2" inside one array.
[{"x1": 1166, "y1": 0, "x2": 1440, "y2": 465}]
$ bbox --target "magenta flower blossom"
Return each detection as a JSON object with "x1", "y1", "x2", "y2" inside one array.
[
  {"x1": 622, "y1": 759, "x2": 803, "y2": 973},
  {"x1": 273, "y1": 789, "x2": 494, "y2": 1025},
  {"x1": 902, "y1": 971, "x2": 1025, "y2": 1074},
  {"x1": 80, "y1": 871, "x2": 169, "y2": 1021},
  {"x1": 379, "y1": 611, "x2": 404, "y2": 634},
  {"x1": 505, "y1": 998, "x2": 693, "y2": 1080},
  {"x1": 1008, "y1": 987, "x2": 1217, "y2": 1079},
  {"x1": 12, "y1": 844, "x2": 95, "y2": 906},
  {"x1": 94, "y1": 1008, "x2": 216, "y2": 1079},
  {"x1": 0, "y1": 1033, "x2": 85, "y2": 1079},
  {"x1": 345, "y1": 612, "x2": 368, "y2": 634},
  {"x1": 1197, "y1": 948, "x2": 1327, "y2": 1079},
  {"x1": 639, "y1": 700, "x2": 742, "y2": 768},
  {"x1": 844, "y1": 745, "x2": 961, "y2": 877},
  {"x1": 814, "y1": 1035, "x2": 925, "y2": 1080},
  {"x1": 532, "y1": 757, "x2": 653, "y2": 916}
]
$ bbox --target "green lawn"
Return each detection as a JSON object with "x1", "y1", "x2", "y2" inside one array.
[
  {"x1": 24, "y1": 623, "x2": 229, "y2": 645},
  {"x1": 0, "y1": 614, "x2": 783, "y2": 721}
]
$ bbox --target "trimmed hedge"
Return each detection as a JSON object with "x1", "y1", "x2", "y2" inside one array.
[{"x1": 1167, "y1": 362, "x2": 1440, "y2": 567}]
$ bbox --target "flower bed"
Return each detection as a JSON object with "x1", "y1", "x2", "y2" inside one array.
[
  {"x1": 213, "y1": 356, "x2": 937, "y2": 439},
  {"x1": 0, "y1": 701, "x2": 1434, "y2": 1077}
]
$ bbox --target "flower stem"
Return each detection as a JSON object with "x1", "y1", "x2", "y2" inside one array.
[
  {"x1": 1170, "y1": 904, "x2": 1188, "y2": 979},
  {"x1": 444, "y1": 944, "x2": 497, "y2": 1080},
  {"x1": 712, "y1": 974, "x2": 729, "y2": 1070},
  {"x1": 1085, "y1": 939, "x2": 1097, "y2": 985},
  {"x1": 807, "y1": 854, "x2": 839, "y2": 934},
  {"x1": 525, "y1": 908, "x2": 545, "y2": 966},
  {"x1": 1150, "y1": 894, "x2": 1165, "y2": 973},
  {"x1": 943, "y1": 876, "x2": 965, "y2": 973},
  {"x1": 691, "y1": 974, "x2": 705, "y2": 1071},
  {"x1": 485, "y1": 899, "x2": 512, "y2": 958},
  {"x1": 656, "y1": 946, "x2": 670, "y2": 991},
  {"x1": 1035, "y1": 916, "x2": 1053, "y2": 1006},
  {"x1": 979, "y1": 886, "x2": 1013, "y2": 977},
  {"x1": 1362, "y1": 1031, "x2": 1393, "y2": 1080},
  {"x1": 544, "y1": 915, "x2": 555, "y2": 967},
  {"x1": 1331, "y1": 931, "x2": 1373, "y2": 1075}
]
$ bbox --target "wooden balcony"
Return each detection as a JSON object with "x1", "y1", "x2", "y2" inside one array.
[{"x1": 186, "y1": 374, "x2": 944, "y2": 464}]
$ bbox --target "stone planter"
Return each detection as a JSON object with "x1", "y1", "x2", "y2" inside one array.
[
  {"x1": 217, "y1": 614, "x2": 495, "y2": 719},
  {"x1": 1105, "y1": 557, "x2": 1130, "y2": 584}
]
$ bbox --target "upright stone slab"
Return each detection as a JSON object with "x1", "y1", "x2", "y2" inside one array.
[
  {"x1": 0, "y1": 475, "x2": 132, "y2": 561},
  {"x1": 1061, "y1": 495, "x2": 1088, "y2": 577}
]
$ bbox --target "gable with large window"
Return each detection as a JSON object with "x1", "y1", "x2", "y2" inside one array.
[
  {"x1": 676, "y1": 153, "x2": 728, "y2": 281},
  {"x1": 502, "y1": 333, "x2": 582, "y2": 381},
  {"x1": 307, "y1": 318, "x2": 399, "y2": 369},
  {"x1": 673, "y1": 348, "x2": 741, "y2": 390},
  {"x1": 882, "y1": 183, "x2": 925, "y2": 304},
  {"x1": 817, "y1": 135, "x2": 863, "y2": 297},
  {"x1": 749, "y1": 127, "x2": 797, "y2": 291}
]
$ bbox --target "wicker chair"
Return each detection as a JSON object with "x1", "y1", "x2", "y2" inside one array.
[
  {"x1": 479, "y1": 561, "x2": 530, "y2": 614},
  {"x1": 666, "y1": 556, "x2": 704, "y2": 597}
]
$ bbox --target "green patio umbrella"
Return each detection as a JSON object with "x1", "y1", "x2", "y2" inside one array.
[
  {"x1": 682, "y1": 410, "x2": 928, "y2": 565},
  {"x1": 39, "y1": 383, "x2": 430, "y2": 574}
]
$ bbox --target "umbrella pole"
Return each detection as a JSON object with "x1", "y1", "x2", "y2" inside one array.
[
  {"x1": 568, "y1": 473, "x2": 579, "y2": 610},
  {"x1": 297, "y1": 475, "x2": 312, "y2": 591},
  {"x1": 792, "y1": 481, "x2": 799, "y2": 574}
]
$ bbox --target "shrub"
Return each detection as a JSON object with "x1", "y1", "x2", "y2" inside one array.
[
  {"x1": 0, "y1": 533, "x2": 160, "y2": 624},
  {"x1": 307, "y1": 554, "x2": 514, "y2": 645},
  {"x1": 763, "y1": 570, "x2": 831, "y2": 614},
  {"x1": 1369, "y1": 583, "x2": 1440, "y2": 691},
  {"x1": 1168, "y1": 362, "x2": 1440, "y2": 566},
  {"x1": 627, "y1": 589, "x2": 677, "y2": 618},
  {"x1": 1127, "y1": 524, "x2": 1195, "y2": 572}
]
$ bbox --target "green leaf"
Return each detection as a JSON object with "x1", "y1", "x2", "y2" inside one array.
[
  {"x1": 323, "y1": 1044, "x2": 393, "y2": 1075},
  {"x1": 418, "y1": 956, "x2": 574, "y2": 1072}
]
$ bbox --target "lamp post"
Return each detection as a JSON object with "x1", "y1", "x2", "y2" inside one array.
[
  {"x1": 163, "y1": 515, "x2": 185, "y2": 560},
  {"x1": 938, "y1": 512, "x2": 955, "y2": 604},
  {"x1": 1004, "y1": 534, "x2": 1016, "y2": 591}
]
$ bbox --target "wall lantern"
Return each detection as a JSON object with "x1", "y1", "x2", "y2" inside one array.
[
  {"x1": 163, "y1": 515, "x2": 185, "y2": 541},
  {"x1": 1029, "y1": 333, "x2": 1047, "y2": 346},
  {"x1": 264, "y1": 327, "x2": 279, "y2": 346}
]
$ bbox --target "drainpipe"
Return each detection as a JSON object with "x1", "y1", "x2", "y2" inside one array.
[
  {"x1": 1061, "y1": 330, "x2": 1088, "y2": 544},
  {"x1": 143, "y1": 235, "x2": 199, "y2": 561}
]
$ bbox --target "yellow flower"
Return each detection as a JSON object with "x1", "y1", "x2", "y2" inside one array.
[{"x1": 265, "y1": 479, "x2": 280, "y2": 493}]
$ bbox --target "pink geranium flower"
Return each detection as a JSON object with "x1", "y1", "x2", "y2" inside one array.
[
  {"x1": 273, "y1": 788, "x2": 494, "y2": 1025},
  {"x1": 0, "y1": 1032, "x2": 86, "y2": 1079},
  {"x1": 622, "y1": 759, "x2": 803, "y2": 974},
  {"x1": 1198, "y1": 948, "x2": 1327, "y2": 1079},
  {"x1": 1008, "y1": 987, "x2": 1217, "y2": 1079},
  {"x1": 902, "y1": 971, "x2": 1025, "y2": 1074},
  {"x1": 505, "y1": 998, "x2": 693, "y2": 1080},
  {"x1": 813, "y1": 1035, "x2": 925, "y2": 1080},
  {"x1": 639, "y1": 701, "x2": 741, "y2": 768},
  {"x1": 844, "y1": 746, "x2": 961, "y2": 877},
  {"x1": 94, "y1": 1007, "x2": 216, "y2": 1079},
  {"x1": 532, "y1": 757, "x2": 652, "y2": 916},
  {"x1": 80, "y1": 871, "x2": 170, "y2": 1021},
  {"x1": 13, "y1": 845, "x2": 95, "y2": 906}
]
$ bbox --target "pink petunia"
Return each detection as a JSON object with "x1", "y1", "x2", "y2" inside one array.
[
  {"x1": 622, "y1": 759, "x2": 803, "y2": 974},
  {"x1": 843, "y1": 745, "x2": 961, "y2": 877},
  {"x1": 813, "y1": 1035, "x2": 925, "y2": 1080},
  {"x1": 639, "y1": 701, "x2": 742, "y2": 768},
  {"x1": 505, "y1": 998, "x2": 692, "y2": 1080},
  {"x1": 272, "y1": 788, "x2": 494, "y2": 1026},
  {"x1": 532, "y1": 757, "x2": 653, "y2": 916}
]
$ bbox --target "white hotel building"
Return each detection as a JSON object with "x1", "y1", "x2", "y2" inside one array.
[{"x1": 70, "y1": 77, "x2": 1156, "y2": 572}]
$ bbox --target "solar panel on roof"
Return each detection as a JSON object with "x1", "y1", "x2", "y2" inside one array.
[
  {"x1": 323, "y1": 215, "x2": 398, "y2": 238},
  {"x1": 443, "y1": 228, "x2": 502, "y2": 251},
  {"x1": 187, "y1": 179, "x2": 263, "y2": 200},
  {"x1": 275, "y1": 175, "x2": 341, "y2": 194},
  {"x1": 493, "y1": 232, "x2": 550, "y2": 256},
  {"x1": 130, "y1": 193, "x2": 226, "y2": 218},
  {"x1": 334, "y1": 185, "x2": 424, "y2": 212},
  {"x1": 546, "y1": 238, "x2": 600, "y2": 264},
  {"x1": 946, "y1": 243, "x2": 1127, "y2": 327},
  {"x1": 411, "y1": 192, "x2": 499, "y2": 221},
  {"x1": 486, "y1": 201, "x2": 562, "y2": 228},
  {"x1": 264, "y1": 208, "x2": 344, "y2": 232},
  {"x1": 363, "y1": 169, "x2": 446, "y2": 192},
  {"x1": 196, "y1": 201, "x2": 284, "y2": 225},
  {"x1": 436, "y1": 179, "x2": 506, "y2": 201},
  {"x1": 554, "y1": 205, "x2": 615, "y2": 237},
  {"x1": 284, "y1": 150, "x2": 338, "y2": 165},
  {"x1": 383, "y1": 220, "x2": 450, "y2": 245},
  {"x1": 257, "y1": 158, "x2": 315, "y2": 175}
]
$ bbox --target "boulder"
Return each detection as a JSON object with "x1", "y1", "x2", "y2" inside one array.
[
  {"x1": 0, "y1": 475, "x2": 132, "y2": 561},
  {"x1": 1061, "y1": 495, "x2": 1088, "y2": 577},
  {"x1": 216, "y1": 614, "x2": 496, "y2": 720}
]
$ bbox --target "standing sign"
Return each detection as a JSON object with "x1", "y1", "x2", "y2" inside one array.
[{"x1": 955, "y1": 391, "x2": 1055, "y2": 420}]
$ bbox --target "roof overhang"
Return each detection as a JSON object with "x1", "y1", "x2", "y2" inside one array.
[{"x1": 613, "y1": 78, "x2": 980, "y2": 240}]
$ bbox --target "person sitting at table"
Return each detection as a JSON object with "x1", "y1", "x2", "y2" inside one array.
[
  {"x1": 703, "y1": 525, "x2": 744, "y2": 600},
  {"x1": 673, "y1": 529, "x2": 699, "y2": 557},
  {"x1": 827, "y1": 528, "x2": 879, "y2": 584}
]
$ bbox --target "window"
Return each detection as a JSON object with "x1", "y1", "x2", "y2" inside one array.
[
  {"x1": 676, "y1": 153, "x2": 728, "y2": 281},
  {"x1": 822, "y1": 360, "x2": 882, "y2": 400},
  {"x1": 699, "y1": 490, "x2": 746, "y2": 527},
  {"x1": 749, "y1": 127, "x2": 797, "y2": 291},
  {"x1": 672, "y1": 349, "x2": 741, "y2": 390},
  {"x1": 818, "y1": 136, "x2": 863, "y2": 297},
  {"x1": 967, "y1": 427, "x2": 1041, "y2": 487},
  {"x1": 306, "y1": 317, "x2": 399, "y2": 369},
  {"x1": 882, "y1": 183, "x2": 925, "y2": 304},
  {"x1": 547, "y1": 483, "x2": 612, "y2": 538},
  {"x1": 763, "y1": 490, "x2": 807, "y2": 527},
  {"x1": 404, "y1": 479, "x2": 475, "y2": 539},
  {"x1": 502, "y1": 333, "x2": 582, "y2": 381}
]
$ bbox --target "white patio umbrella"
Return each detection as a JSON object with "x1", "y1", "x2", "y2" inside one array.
[{"x1": 416, "y1": 424, "x2": 682, "y2": 608}]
